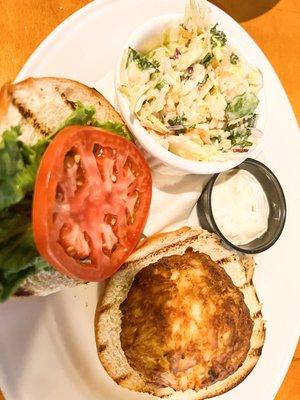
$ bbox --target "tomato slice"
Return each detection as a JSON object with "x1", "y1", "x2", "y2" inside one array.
[{"x1": 32, "y1": 126, "x2": 152, "y2": 281}]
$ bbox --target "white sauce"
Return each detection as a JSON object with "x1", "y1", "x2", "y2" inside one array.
[{"x1": 211, "y1": 169, "x2": 269, "y2": 245}]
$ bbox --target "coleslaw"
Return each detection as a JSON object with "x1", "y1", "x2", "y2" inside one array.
[{"x1": 119, "y1": 0, "x2": 263, "y2": 162}]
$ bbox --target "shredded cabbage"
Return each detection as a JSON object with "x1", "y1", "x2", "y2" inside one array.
[{"x1": 120, "y1": 0, "x2": 263, "y2": 162}]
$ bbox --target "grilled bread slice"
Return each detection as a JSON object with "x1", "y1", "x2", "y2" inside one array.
[
  {"x1": 0, "y1": 77, "x2": 123, "y2": 144},
  {"x1": 0, "y1": 77, "x2": 125, "y2": 297},
  {"x1": 95, "y1": 226, "x2": 265, "y2": 399}
]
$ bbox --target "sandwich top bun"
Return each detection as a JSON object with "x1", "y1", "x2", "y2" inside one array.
[
  {"x1": 95, "y1": 226, "x2": 265, "y2": 399},
  {"x1": 0, "y1": 77, "x2": 123, "y2": 144},
  {"x1": 0, "y1": 77, "x2": 125, "y2": 297}
]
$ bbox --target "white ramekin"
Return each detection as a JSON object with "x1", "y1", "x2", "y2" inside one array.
[{"x1": 115, "y1": 14, "x2": 265, "y2": 175}]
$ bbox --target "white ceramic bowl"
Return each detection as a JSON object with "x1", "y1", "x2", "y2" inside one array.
[{"x1": 115, "y1": 14, "x2": 266, "y2": 175}]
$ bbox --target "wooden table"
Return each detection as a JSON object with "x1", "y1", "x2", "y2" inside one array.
[{"x1": 0, "y1": 0, "x2": 299, "y2": 399}]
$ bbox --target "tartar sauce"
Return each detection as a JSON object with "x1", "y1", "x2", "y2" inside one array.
[{"x1": 211, "y1": 169, "x2": 269, "y2": 245}]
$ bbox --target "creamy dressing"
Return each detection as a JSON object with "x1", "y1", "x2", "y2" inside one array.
[{"x1": 211, "y1": 169, "x2": 269, "y2": 245}]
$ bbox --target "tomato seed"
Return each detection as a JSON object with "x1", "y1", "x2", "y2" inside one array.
[
  {"x1": 113, "y1": 164, "x2": 118, "y2": 177},
  {"x1": 56, "y1": 189, "x2": 64, "y2": 202},
  {"x1": 93, "y1": 144, "x2": 104, "y2": 157},
  {"x1": 74, "y1": 154, "x2": 81, "y2": 163},
  {"x1": 104, "y1": 214, "x2": 117, "y2": 226},
  {"x1": 80, "y1": 258, "x2": 91, "y2": 265},
  {"x1": 64, "y1": 156, "x2": 75, "y2": 169},
  {"x1": 66, "y1": 246, "x2": 76, "y2": 256},
  {"x1": 102, "y1": 244, "x2": 112, "y2": 257}
]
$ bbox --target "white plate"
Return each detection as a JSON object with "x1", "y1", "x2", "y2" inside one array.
[{"x1": 0, "y1": 1, "x2": 299, "y2": 400}]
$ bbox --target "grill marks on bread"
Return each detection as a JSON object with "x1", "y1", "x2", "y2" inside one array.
[
  {"x1": 11, "y1": 95, "x2": 51, "y2": 136},
  {"x1": 11, "y1": 85, "x2": 79, "y2": 136},
  {"x1": 59, "y1": 90, "x2": 77, "y2": 110},
  {"x1": 249, "y1": 346, "x2": 263, "y2": 357},
  {"x1": 97, "y1": 303, "x2": 113, "y2": 315},
  {"x1": 252, "y1": 310, "x2": 262, "y2": 319},
  {"x1": 98, "y1": 344, "x2": 107, "y2": 353},
  {"x1": 115, "y1": 373, "x2": 132, "y2": 384},
  {"x1": 1, "y1": 77, "x2": 124, "y2": 144}
]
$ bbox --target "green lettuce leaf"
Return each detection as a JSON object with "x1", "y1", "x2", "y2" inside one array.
[
  {"x1": 0, "y1": 127, "x2": 48, "y2": 212},
  {"x1": 94, "y1": 120, "x2": 133, "y2": 140},
  {"x1": 57, "y1": 101, "x2": 133, "y2": 140},
  {"x1": 0, "y1": 198, "x2": 50, "y2": 301},
  {"x1": 0, "y1": 257, "x2": 50, "y2": 302},
  {"x1": 56, "y1": 102, "x2": 97, "y2": 131},
  {"x1": 226, "y1": 92, "x2": 259, "y2": 119}
]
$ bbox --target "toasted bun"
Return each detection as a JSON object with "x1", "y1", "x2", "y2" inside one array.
[
  {"x1": 0, "y1": 77, "x2": 124, "y2": 297},
  {"x1": 95, "y1": 226, "x2": 265, "y2": 399},
  {"x1": 0, "y1": 77, "x2": 123, "y2": 144}
]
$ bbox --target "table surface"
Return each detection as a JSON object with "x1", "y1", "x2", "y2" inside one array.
[{"x1": 0, "y1": 0, "x2": 299, "y2": 399}]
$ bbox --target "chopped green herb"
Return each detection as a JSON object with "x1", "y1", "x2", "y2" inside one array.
[
  {"x1": 211, "y1": 135, "x2": 221, "y2": 142},
  {"x1": 244, "y1": 113, "x2": 257, "y2": 128},
  {"x1": 199, "y1": 74, "x2": 209, "y2": 85},
  {"x1": 228, "y1": 128, "x2": 253, "y2": 148},
  {"x1": 127, "y1": 47, "x2": 160, "y2": 71},
  {"x1": 167, "y1": 115, "x2": 187, "y2": 134},
  {"x1": 200, "y1": 53, "x2": 213, "y2": 67},
  {"x1": 155, "y1": 80, "x2": 166, "y2": 91},
  {"x1": 210, "y1": 24, "x2": 227, "y2": 48},
  {"x1": 167, "y1": 115, "x2": 187, "y2": 126},
  {"x1": 239, "y1": 140, "x2": 253, "y2": 147},
  {"x1": 230, "y1": 52, "x2": 239, "y2": 65},
  {"x1": 149, "y1": 72, "x2": 158, "y2": 80},
  {"x1": 225, "y1": 113, "x2": 257, "y2": 131}
]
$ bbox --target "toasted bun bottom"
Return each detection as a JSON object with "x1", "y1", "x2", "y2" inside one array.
[{"x1": 95, "y1": 226, "x2": 265, "y2": 399}]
